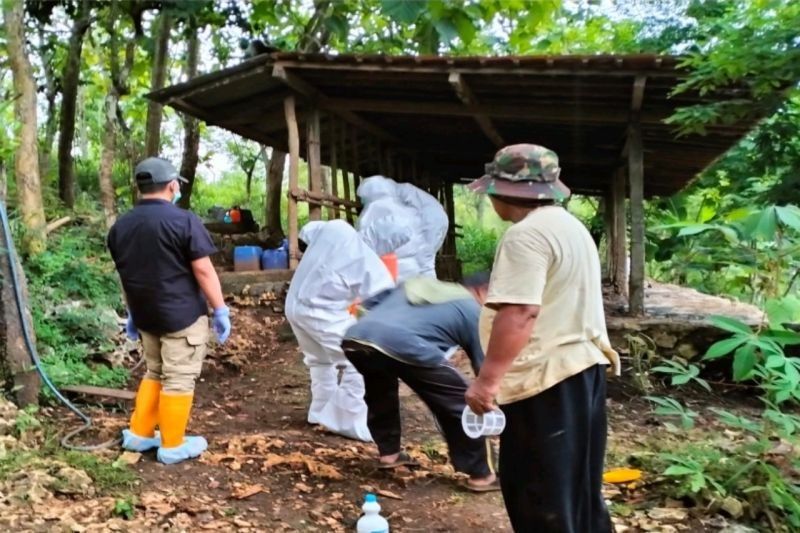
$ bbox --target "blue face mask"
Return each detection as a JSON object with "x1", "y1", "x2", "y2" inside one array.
[{"x1": 172, "y1": 188, "x2": 182, "y2": 205}]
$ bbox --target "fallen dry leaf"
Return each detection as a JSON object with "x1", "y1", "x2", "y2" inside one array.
[
  {"x1": 231, "y1": 484, "x2": 264, "y2": 500},
  {"x1": 647, "y1": 507, "x2": 688, "y2": 521},
  {"x1": 376, "y1": 489, "x2": 403, "y2": 500},
  {"x1": 295, "y1": 482, "x2": 313, "y2": 494},
  {"x1": 117, "y1": 451, "x2": 142, "y2": 465}
]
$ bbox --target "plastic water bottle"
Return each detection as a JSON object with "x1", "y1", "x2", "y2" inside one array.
[{"x1": 356, "y1": 493, "x2": 389, "y2": 533}]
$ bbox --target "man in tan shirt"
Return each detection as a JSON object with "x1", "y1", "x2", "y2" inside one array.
[{"x1": 465, "y1": 144, "x2": 619, "y2": 533}]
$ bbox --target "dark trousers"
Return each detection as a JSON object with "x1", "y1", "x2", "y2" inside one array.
[
  {"x1": 345, "y1": 345, "x2": 492, "y2": 478},
  {"x1": 499, "y1": 365, "x2": 611, "y2": 533}
]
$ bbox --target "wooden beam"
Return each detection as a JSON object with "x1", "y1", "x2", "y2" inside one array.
[
  {"x1": 327, "y1": 97, "x2": 669, "y2": 125},
  {"x1": 628, "y1": 119, "x2": 645, "y2": 315},
  {"x1": 289, "y1": 187, "x2": 360, "y2": 210},
  {"x1": 272, "y1": 64, "x2": 401, "y2": 145},
  {"x1": 306, "y1": 108, "x2": 322, "y2": 221},
  {"x1": 448, "y1": 72, "x2": 505, "y2": 147},
  {"x1": 269, "y1": 60, "x2": 681, "y2": 78},
  {"x1": 284, "y1": 96, "x2": 300, "y2": 269},
  {"x1": 61, "y1": 385, "x2": 136, "y2": 401},
  {"x1": 170, "y1": 97, "x2": 286, "y2": 150}
]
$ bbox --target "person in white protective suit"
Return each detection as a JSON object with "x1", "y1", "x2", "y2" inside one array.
[
  {"x1": 395, "y1": 182, "x2": 449, "y2": 278},
  {"x1": 284, "y1": 219, "x2": 411, "y2": 441},
  {"x1": 357, "y1": 176, "x2": 449, "y2": 281},
  {"x1": 356, "y1": 176, "x2": 425, "y2": 282}
]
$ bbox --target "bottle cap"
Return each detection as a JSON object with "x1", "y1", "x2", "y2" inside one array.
[{"x1": 365, "y1": 493, "x2": 377, "y2": 503}]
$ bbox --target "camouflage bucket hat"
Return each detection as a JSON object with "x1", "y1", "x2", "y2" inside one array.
[{"x1": 469, "y1": 144, "x2": 571, "y2": 201}]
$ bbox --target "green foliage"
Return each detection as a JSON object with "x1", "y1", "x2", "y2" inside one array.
[
  {"x1": 23, "y1": 218, "x2": 128, "y2": 390},
  {"x1": 14, "y1": 405, "x2": 42, "y2": 436},
  {"x1": 650, "y1": 202, "x2": 800, "y2": 303},
  {"x1": 644, "y1": 396, "x2": 698, "y2": 430},
  {"x1": 456, "y1": 225, "x2": 497, "y2": 275},
  {"x1": 651, "y1": 359, "x2": 710, "y2": 392},
  {"x1": 703, "y1": 314, "x2": 800, "y2": 404},
  {"x1": 113, "y1": 497, "x2": 136, "y2": 520},
  {"x1": 643, "y1": 434, "x2": 800, "y2": 528},
  {"x1": 645, "y1": 298, "x2": 800, "y2": 528},
  {"x1": 669, "y1": 0, "x2": 800, "y2": 135},
  {"x1": 62, "y1": 451, "x2": 137, "y2": 494}
]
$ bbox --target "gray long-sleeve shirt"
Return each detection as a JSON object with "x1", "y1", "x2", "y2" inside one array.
[{"x1": 343, "y1": 282, "x2": 484, "y2": 374}]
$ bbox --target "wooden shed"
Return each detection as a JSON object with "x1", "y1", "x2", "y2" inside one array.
[{"x1": 148, "y1": 52, "x2": 761, "y2": 316}]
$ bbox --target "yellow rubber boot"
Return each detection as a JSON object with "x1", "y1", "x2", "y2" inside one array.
[
  {"x1": 157, "y1": 392, "x2": 207, "y2": 464},
  {"x1": 121, "y1": 379, "x2": 162, "y2": 452}
]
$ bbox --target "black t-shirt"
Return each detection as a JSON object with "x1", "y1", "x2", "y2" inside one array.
[{"x1": 107, "y1": 199, "x2": 217, "y2": 334}]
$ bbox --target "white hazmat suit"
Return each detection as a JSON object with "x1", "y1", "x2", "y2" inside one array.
[
  {"x1": 395, "y1": 182, "x2": 449, "y2": 278},
  {"x1": 356, "y1": 176, "x2": 449, "y2": 281},
  {"x1": 285, "y1": 219, "x2": 410, "y2": 441}
]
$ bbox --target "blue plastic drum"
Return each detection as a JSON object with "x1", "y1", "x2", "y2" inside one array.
[{"x1": 233, "y1": 246, "x2": 263, "y2": 272}]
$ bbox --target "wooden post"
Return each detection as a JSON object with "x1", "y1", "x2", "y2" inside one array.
[
  {"x1": 350, "y1": 124, "x2": 361, "y2": 190},
  {"x1": 285, "y1": 96, "x2": 300, "y2": 269},
  {"x1": 444, "y1": 182, "x2": 456, "y2": 254},
  {"x1": 341, "y1": 121, "x2": 354, "y2": 224},
  {"x1": 628, "y1": 119, "x2": 645, "y2": 315},
  {"x1": 307, "y1": 108, "x2": 322, "y2": 221},
  {"x1": 601, "y1": 196, "x2": 612, "y2": 281},
  {"x1": 329, "y1": 115, "x2": 339, "y2": 219},
  {"x1": 611, "y1": 168, "x2": 628, "y2": 294}
]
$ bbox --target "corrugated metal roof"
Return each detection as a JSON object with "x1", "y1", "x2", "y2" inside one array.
[{"x1": 148, "y1": 52, "x2": 760, "y2": 197}]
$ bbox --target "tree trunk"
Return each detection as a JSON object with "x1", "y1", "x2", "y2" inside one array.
[
  {"x1": 264, "y1": 148, "x2": 285, "y2": 237},
  {"x1": 261, "y1": 1, "x2": 332, "y2": 237},
  {"x1": 37, "y1": 27, "x2": 59, "y2": 179},
  {"x1": 144, "y1": 12, "x2": 171, "y2": 157},
  {"x1": 3, "y1": 0, "x2": 47, "y2": 256},
  {"x1": 98, "y1": 93, "x2": 119, "y2": 229},
  {"x1": 98, "y1": 0, "x2": 138, "y2": 228},
  {"x1": 57, "y1": 0, "x2": 91, "y2": 209},
  {"x1": 177, "y1": 29, "x2": 200, "y2": 209},
  {"x1": 0, "y1": 159, "x2": 6, "y2": 203}
]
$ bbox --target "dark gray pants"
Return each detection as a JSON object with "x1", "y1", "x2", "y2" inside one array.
[
  {"x1": 344, "y1": 344, "x2": 492, "y2": 478},
  {"x1": 499, "y1": 364, "x2": 611, "y2": 533}
]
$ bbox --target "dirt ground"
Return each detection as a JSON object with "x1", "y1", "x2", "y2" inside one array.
[{"x1": 19, "y1": 304, "x2": 770, "y2": 532}]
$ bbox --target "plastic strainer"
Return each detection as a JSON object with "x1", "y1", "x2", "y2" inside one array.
[{"x1": 461, "y1": 406, "x2": 506, "y2": 439}]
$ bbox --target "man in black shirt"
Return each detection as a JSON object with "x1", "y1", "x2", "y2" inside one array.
[{"x1": 108, "y1": 157, "x2": 231, "y2": 465}]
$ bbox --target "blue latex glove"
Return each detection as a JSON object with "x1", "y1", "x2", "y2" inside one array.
[
  {"x1": 125, "y1": 311, "x2": 139, "y2": 341},
  {"x1": 212, "y1": 306, "x2": 231, "y2": 344}
]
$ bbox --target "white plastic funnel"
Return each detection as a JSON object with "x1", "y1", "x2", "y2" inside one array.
[{"x1": 461, "y1": 406, "x2": 506, "y2": 439}]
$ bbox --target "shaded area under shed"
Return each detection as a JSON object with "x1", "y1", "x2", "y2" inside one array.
[{"x1": 149, "y1": 52, "x2": 767, "y2": 316}]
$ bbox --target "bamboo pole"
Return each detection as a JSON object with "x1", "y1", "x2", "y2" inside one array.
[
  {"x1": 612, "y1": 168, "x2": 628, "y2": 294},
  {"x1": 285, "y1": 96, "x2": 300, "y2": 269},
  {"x1": 307, "y1": 107, "x2": 322, "y2": 221},
  {"x1": 341, "y1": 120, "x2": 354, "y2": 224},
  {"x1": 329, "y1": 114, "x2": 339, "y2": 219}
]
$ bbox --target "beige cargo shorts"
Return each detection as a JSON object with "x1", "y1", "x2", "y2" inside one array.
[{"x1": 140, "y1": 316, "x2": 210, "y2": 393}]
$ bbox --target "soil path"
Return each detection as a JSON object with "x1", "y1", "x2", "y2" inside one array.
[
  {"x1": 36, "y1": 305, "x2": 761, "y2": 531},
  {"x1": 130, "y1": 306, "x2": 510, "y2": 532}
]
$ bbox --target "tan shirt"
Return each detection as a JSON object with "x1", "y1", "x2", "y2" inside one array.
[{"x1": 481, "y1": 206, "x2": 619, "y2": 405}]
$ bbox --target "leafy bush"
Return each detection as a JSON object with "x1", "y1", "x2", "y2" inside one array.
[
  {"x1": 642, "y1": 297, "x2": 800, "y2": 528},
  {"x1": 457, "y1": 225, "x2": 498, "y2": 275},
  {"x1": 23, "y1": 220, "x2": 128, "y2": 389}
]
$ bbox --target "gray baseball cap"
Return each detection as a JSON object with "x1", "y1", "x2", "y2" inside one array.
[{"x1": 134, "y1": 157, "x2": 188, "y2": 184}]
